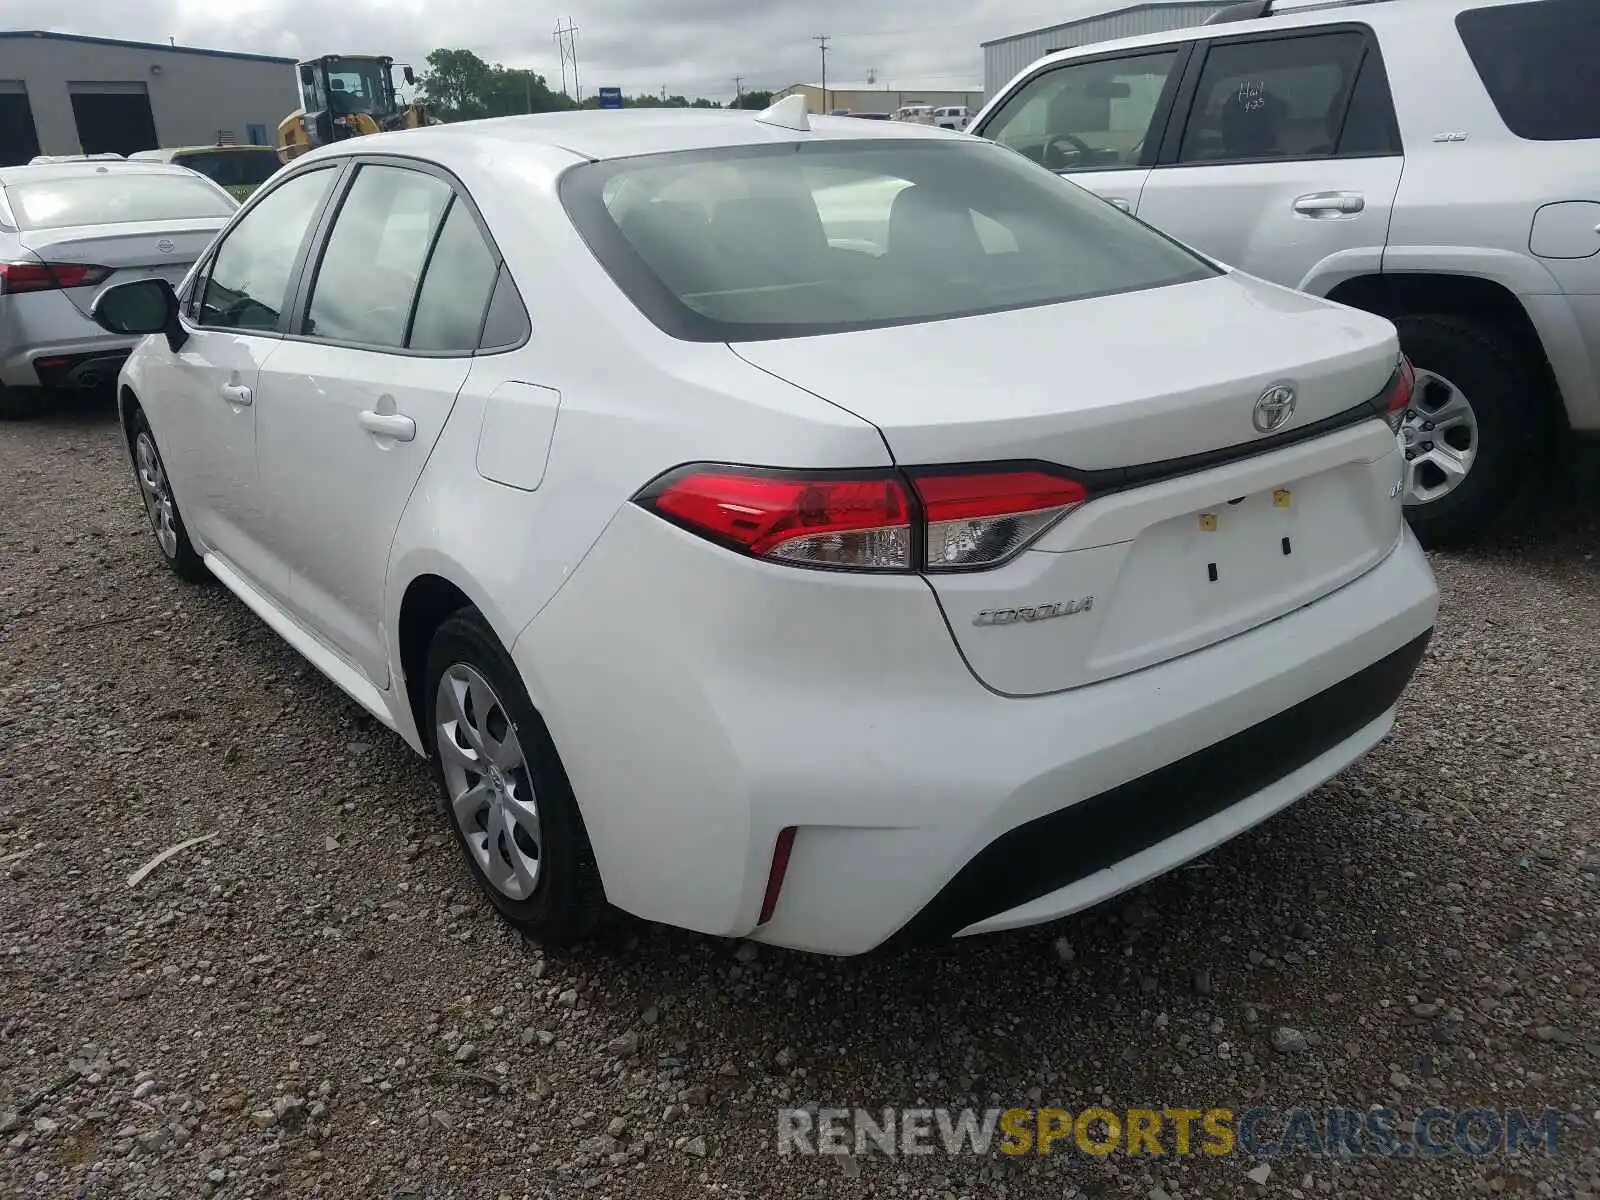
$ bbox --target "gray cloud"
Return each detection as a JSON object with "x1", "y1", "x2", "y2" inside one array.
[{"x1": 19, "y1": 0, "x2": 1106, "y2": 103}]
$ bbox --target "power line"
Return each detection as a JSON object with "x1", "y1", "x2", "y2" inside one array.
[
  {"x1": 733, "y1": 74, "x2": 744, "y2": 108},
  {"x1": 813, "y1": 34, "x2": 830, "y2": 109}
]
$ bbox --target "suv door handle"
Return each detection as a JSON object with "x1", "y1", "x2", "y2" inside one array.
[
  {"x1": 1293, "y1": 192, "x2": 1365, "y2": 218},
  {"x1": 220, "y1": 382, "x2": 252, "y2": 405},
  {"x1": 358, "y1": 409, "x2": 416, "y2": 443}
]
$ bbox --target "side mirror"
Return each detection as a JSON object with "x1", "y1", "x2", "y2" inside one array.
[
  {"x1": 300, "y1": 64, "x2": 315, "y2": 86},
  {"x1": 91, "y1": 278, "x2": 188, "y2": 352},
  {"x1": 402, "y1": 65, "x2": 416, "y2": 86}
]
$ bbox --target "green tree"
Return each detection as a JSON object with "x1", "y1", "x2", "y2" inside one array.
[
  {"x1": 419, "y1": 48, "x2": 493, "y2": 122},
  {"x1": 731, "y1": 89, "x2": 773, "y2": 110}
]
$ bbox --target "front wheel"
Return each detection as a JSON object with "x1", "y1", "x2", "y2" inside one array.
[
  {"x1": 1394, "y1": 314, "x2": 1548, "y2": 548},
  {"x1": 424, "y1": 609, "x2": 608, "y2": 941},
  {"x1": 130, "y1": 408, "x2": 208, "y2": 582}
]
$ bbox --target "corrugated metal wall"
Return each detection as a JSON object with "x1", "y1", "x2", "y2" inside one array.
[{"x1": 984, "y1": 3, "x2": 1233, "y2": 97}]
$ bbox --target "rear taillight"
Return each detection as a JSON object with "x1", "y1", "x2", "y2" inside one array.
[
  {"x1": 636, "y1": 464, "x2": 1088, "y2": 573},
  {"x1": 1380, "y1": 355, "x2": 1415, "y2": 432},
  {"x1": 915, "y1": 470, "x2": 1088, "y2": 571},
  {"x1": 646, "y1": 468, "x2": 914, "y2": 570},
  {"x1": 0, "y1": 261, "x2": 113, "y2": 295}
]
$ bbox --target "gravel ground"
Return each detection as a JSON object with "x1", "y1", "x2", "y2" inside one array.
[{"x1": 2, "y1": 399, "x2": 1598, "y2": 1200}]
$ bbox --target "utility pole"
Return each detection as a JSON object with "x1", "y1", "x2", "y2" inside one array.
[
  {"x1": 813, "y1": 34, "x2": 830, "y2": 112},
  {"x1": 733, "y1": 75, "x2": 744, "y2": 109}
]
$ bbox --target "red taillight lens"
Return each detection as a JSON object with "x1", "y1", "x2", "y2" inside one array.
[
  {"x1": 636, "y1": 463, "x2": 1090, "y2": 573},
  {"x1": 0, "y1": 261, "x2": 113, "y2": 295},
  {"x1": 1381, "y1": 356, "x2": 1415, "y2": 432},
  {"x1": 914, "y1": 471, "x2": 1088, "y2": 571},
  {"x1": 645, "y1": 468, "x2": 914, "y2": 570}
]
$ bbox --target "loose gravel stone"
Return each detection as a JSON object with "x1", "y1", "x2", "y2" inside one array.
[{"x1": 2, "y1": 403, "x2": 1596, "y2": 1200}]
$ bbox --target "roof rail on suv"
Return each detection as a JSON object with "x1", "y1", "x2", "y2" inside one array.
[{"x1": 1204, "y1": 0, "x2": 1395, "y2": 24}]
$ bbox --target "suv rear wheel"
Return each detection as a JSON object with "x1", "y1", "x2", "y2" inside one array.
[{"x1": 1394, "y1": 314, "x2": 1547, "y2": 548}]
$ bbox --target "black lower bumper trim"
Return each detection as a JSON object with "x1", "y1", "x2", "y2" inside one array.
[
  {"x1": 33, "y1": 350, "x2": 127, "y2": 390},
  {"x1": 879, "y1": 628, "x2": 1432, "y2": 952}
]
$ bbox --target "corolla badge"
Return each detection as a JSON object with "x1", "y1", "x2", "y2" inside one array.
[
  {"x1": 1253, "y1": 382, "x2": 1297, "y2": 434},
  {"x1": 973, "y1": 597, "x2": 1093, "y2": 627}
]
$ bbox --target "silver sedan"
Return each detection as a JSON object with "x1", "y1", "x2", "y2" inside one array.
[{"x1": 0, "y1": 161, "x2": 236, "y2": 418}]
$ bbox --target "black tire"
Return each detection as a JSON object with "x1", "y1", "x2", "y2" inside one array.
[
  {"x1": 0, "y1": 383, "x2": 48, "y2": 420},
  {"x1": 128, "y1": 407, "x2": 209, "y2": 583},
  {"x1": 424, "y1": 608, "x2": 608, "y2": 942},
  {"x1": 1394, "y1": 313, "x2": 1549, "y2": 549}
]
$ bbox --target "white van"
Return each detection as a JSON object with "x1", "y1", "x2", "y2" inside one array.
[
  {"x1": 933, "y1": 106, "x2": 970, "y2": 130},
  {"x1": 892, "y1": 104, "x2": 935, "y2": 125}
]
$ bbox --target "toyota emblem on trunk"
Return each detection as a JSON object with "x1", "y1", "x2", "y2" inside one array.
[
  {"x1": 156, "y1": 239, "x2": 175, "y2": 254},
  {"x1": 1253, "y1": 382, "x2": 1296, "y2": 433}
]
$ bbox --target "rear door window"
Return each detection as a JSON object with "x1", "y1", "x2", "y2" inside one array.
[
  {"x1": 407, "y1": 199, "x2": 501, "y2": 353},
  {"x1": 1457, "y1": 0, "x2": 1600, "y2": 141},
  {"x1": 1177, "y1": 32, "x2": 1367, "y2": 163},
  {"x1": 980, "y1": 50, "x2": 1183, "y2": 172},
  {"x1": 302, "y1": 163, "x2": 452, "y2": 348}
]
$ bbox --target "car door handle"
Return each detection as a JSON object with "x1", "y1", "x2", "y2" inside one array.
[
  {"x1": 358, "y1": 410, "x2": 416, "y2": 442},
  {"x1": 1293, "y1": 192, "x2": 1366, "y2": 218},
  {"x1": 220, "y1": 382, "x2": 252, "y2": 405}
]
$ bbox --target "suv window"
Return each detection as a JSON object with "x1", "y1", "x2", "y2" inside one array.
[
  {"x1": 196, "y1": 167, "x2": 336, "y2": 332},
  {"x1": 1457, "y1": 0, "x2": 1600, "y2": 142},
  {"x1": 1178, "y1": 32, "x2": 1367, "y2": 163},
  {"x1": 303, "y1": 164, "x2": 452, "y2": 347},
  {"x1": 407, "y1": 198, "x2": 501, "y2": 353},
  {"x1": 981, "y1": 50, "x2": 1182, "y2": 173}
]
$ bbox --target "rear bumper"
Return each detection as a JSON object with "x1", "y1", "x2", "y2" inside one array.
[
  {"x1": 514, "y1": 504, "x2": 1438, "y2": 956},
  {"x1": 887, "y1": 628, "x2": 1427, "y2": 948},
  {"x1": 0, "y1": 291, "x2": 135, "y2": 388}
]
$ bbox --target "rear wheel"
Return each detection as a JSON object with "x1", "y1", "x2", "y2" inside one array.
[
  {"x1": 0, "y1": 383, "x2": 48, "y2": 420},
  {"x1": 425, "y1": 609, "x2": 607, "y2": 942},
  {"x1": 1394, "y1": 313, "x2": 1548, "y2": 549},
  {"x1": 129, "y1": 408, "x2": 208, "y2": 582}
]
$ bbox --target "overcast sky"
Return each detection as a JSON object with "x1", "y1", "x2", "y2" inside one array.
[{"x1": 5, "y1": 0, "x2": 1113, "y2": 102}]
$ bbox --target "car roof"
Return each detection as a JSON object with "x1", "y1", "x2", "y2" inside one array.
[
  {"x1": 0, "y1": 160, "x2": 210, "y2": 186},
  {"x1": 300, "y1": 106, "x2": 960, "y2": 166},
  {"x1": 1019, "y1": 0, "x2": 1531, "y2": 67}
]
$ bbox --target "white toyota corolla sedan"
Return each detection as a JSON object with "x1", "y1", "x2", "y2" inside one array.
[{"x1": 91, "y1": 99, "x2": 1438, "y2": 956}]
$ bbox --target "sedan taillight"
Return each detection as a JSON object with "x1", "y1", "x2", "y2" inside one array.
[
  {"x1": 636, "y1": 464, "x2": 1087, "y2": 573},
  {"x1": 0, "y1": 261, "x2": 114, "y2": 295},
  {"x1": 1380, "y1": 355, "x2": 1415, "y2": 433}
]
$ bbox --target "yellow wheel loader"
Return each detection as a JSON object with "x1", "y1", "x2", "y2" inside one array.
[{"x1": 276, "y1": 55, "x2": 433, "y2": 163}]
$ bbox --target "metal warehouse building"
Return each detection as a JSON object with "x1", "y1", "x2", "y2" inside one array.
[
  {"x1": 0, "y1": 31, "x2": 298, "y2": 166},
  {"x1": 983, "y1": 2, "x2": 1234, "y2": 97},
  {"x1": 775, "y1": 83, "x2": 986, "y2": 117}
]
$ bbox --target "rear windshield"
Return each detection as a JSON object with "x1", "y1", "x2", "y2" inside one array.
[
  {"x1": 177, "y1": 150, "x2": 283, "y2": 188},
  {"x1": 559, "y1": 139, "x2": 1215, "y2": 341},
  {"x1": 5, "y1": 173, "x2": 236, "y2": 230},
  {"x1": 1457, "y1": 0, "x2": 1600, "y2": 141}
]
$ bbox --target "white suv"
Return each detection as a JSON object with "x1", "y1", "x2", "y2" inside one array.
[{"x1": 972, "y1": 0, "x2": 1600, "y2": 546}]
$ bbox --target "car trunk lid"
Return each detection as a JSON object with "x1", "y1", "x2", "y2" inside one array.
[
  {"x1": 16, "y1": 219, "x2": 226, "y2": 315},
  {"x1": 731, "y1": 273, "x2": 1408, "y2": 694}
]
